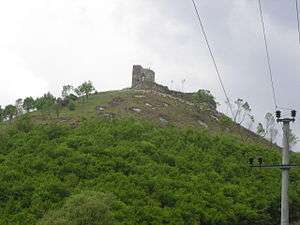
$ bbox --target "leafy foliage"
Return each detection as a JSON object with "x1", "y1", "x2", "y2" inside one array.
[
  {"x1": 0, "y1": 118, "x2": 299, "y2": 225},
  {"x1": 23, "y1": 97, "x2": 36, "y2": 113},
  {"x1": 38, "y1": 192, "x2": 117, "y2": 225},
  {"x1": 75, "y1": 81, "x2": 95, "y2": 99},
  {"x1": 0, "y1": 106, "x2": 4, "y2": 122},
  {"x1": 4, "y1": 104, "x2": 17, "y2": 121},
  {"x1": 35, "y1": 93, "x2": 56, "y2": 113},
  {"x1": 193, "y1": 89, "x2": 217, "y2": 110}
]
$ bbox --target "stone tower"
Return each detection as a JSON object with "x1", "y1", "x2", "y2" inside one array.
[{"x1": 132, "y1": 65, "x2": 155, "y2": 89}]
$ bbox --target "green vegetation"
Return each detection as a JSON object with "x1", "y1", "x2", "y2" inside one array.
[
  {"x1": 75, "y1": 81, "x2": 95, "y2": 99},
  {"x1": 0, "y1": 116, "x2": 299, "y2": 225},
  {"x1": 193, "y1": 90, "x2": 217, "y2": 110},
  {"x1": 38, "y1": 192, "x2": 117, "y2": 225},
  {"x1": 3, "y1": 104, "x2": 17, "y2": 121}
]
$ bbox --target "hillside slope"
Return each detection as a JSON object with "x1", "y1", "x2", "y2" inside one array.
[
  {"x1": 1, "y1": 88, "x2": 299, "y2": 224},
  {"x1": 0, "y1": 118, "x2": 299, "y2": 225},
  {"x1": 31, "y1": 89, "x2": 276, "y2": 148}
]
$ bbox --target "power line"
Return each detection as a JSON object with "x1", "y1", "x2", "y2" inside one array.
[
  {"x1": 191, "y1": 0, "x2": 234, "y2": 118},
  {"x1": 296, "y1": 0, "x2": 300, "y2": 45},
  {"x1": 257, "y1": 0, "x2": 278, "y2": 110}
]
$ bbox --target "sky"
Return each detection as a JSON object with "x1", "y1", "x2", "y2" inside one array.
[{"x1": 0, "y1": 0, "x2": 300, "y2": 150}]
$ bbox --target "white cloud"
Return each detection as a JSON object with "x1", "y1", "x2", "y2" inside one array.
[{"x1": 0, "y1": 50, "x2": 48, "y2": 105}]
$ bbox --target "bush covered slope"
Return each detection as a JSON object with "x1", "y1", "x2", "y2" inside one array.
[{"x1": 0, "y1": 117, "x2": 299, "y2": 225}]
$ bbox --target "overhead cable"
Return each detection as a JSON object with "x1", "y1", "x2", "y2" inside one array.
[
  {"x1": 295, "y1": 0, "x2": 300, "y2": 44},
  {"x1": 191, "y1": 0, "x2": 234, "y2": 118},
  {"x1": 257, "y1": 0, "x2": 278, "y2": 110}
]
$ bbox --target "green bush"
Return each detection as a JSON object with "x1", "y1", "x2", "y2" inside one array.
[
  {"x1": 68, "y1": 101, "x2": 76, "y2": 111},
  {"x1": 219, "y1": 115, "x2": 234, "y2": 127},
  {"x1": 38, "y1": 192, "x2": 117, "y2": 225},
  {"x1": 193, "y1": 89, "x2": 217, "y2": 110}
]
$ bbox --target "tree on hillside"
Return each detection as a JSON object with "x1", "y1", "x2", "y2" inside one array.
[
  {"x1": 15, "y1": 98, "x2": 23, "y2": 116},
  {"x1": 38, "y1": 192, "x2": 117, "y2": 225},
  {"x1": 62, "y1": 85, "x2": 74, "y2": 98},
  {"x1": 53, "y1": 98, "x2": 65, "y2": 118},
  {"x1": 23, "y1": 97, "x2": 35, "y2": 113},
  {"x1": 246, "y1": 115, "x2": 255, "y2": 131},
  {"x1": 257, "y1": 112, "x2": 279, "y2": 144},
  {"x1": 257, "y1": 123, "x2": 266, "y2": 137},
  {"x1": 287, "y1": 128, "x2": 299, "y2": 149},
  {"x1": 232, "y1": 98, "x2": 253, "y2": 125},
  {"x1": 193, "y1": 89, "x2": 217, "y2": 111},
  {"x1": 0, "y1": 106, "x2": 4, "y2": 122},
  {"x1": 76, "y1": 81, "x2": 95, "y2": 99},
  {"x1": 35, "y1": 93, "x2": 56, "y2": 114},
  {"x1": 4, "y1": 105, "x2": 17, "y2": 121}
]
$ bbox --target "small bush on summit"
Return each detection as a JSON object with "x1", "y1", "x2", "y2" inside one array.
[{"x1": 193, "y1": 89, "x2": 217, "y2": 110}]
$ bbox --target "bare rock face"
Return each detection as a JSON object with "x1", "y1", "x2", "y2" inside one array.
[
  {"x1": 131, "y1": 108, "x2": 142, "y2": 113},
  {"x1": 159, "y1": 117, "x2": 169, "y2": 124},
  {"x1": 198, "y1": 120, "x2": 208, "y2": 128},
  {"x1": 96, "y1": 106, "x2": 105, "y2": 113}
]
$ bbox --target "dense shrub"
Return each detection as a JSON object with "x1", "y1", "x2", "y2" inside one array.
[
  {"x1": 68, "y1": 101, "x2": 76, "y2": 111},
  {"x1": 193, "y1": 89, "x2": 217, "y2": 110},
  {"x1": 0, "y1": 118, "x2": 298, "y2": 225},
  {"x1": 38, "y1": 192, "x2": 118, "y2": 225}
]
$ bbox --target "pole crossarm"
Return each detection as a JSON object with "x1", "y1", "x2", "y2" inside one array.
[{"x1": 277, "y1": 118, "x2": 295, "y2": 123}]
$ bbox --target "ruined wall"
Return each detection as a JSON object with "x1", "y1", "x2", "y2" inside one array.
[
  {"x1": 131, "y1": 65, "x2": 194, "y2": 102},
  {"x1": 151, "y1": 83, "x2": 194, "y2": 102},
  {"x1": 132, "y1": 65, "x2": 155, "y2": 89}
]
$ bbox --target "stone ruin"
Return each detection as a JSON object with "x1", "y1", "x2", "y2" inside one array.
[
  {"x1": 132, "y1": 65, "x2": 155, "y2": 89},
  {"x1": 131, "y1": 65, "x2": 194, "y2": 102}
]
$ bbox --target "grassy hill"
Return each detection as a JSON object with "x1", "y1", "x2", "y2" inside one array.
[
  {"x1": 0, "y1": 88, "x2": 299, "y2": 225},
  {"x1": 30, "y1": 89, "x2": 276, "y2": 148}
]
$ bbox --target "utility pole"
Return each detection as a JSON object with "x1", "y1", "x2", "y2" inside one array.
[
  {"x1": 276, "y1": 110, "x2": 296, "y2": 225},
  {"x1": 249, "y1": 110, "x2": 299, "y2": 225}
]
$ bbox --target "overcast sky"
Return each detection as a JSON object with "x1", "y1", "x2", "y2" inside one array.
[{"x1": 0, "y1": 0, "x2": 300, "y2": 150}]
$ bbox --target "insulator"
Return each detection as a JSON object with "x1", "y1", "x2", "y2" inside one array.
[
  {"x1": 291, "y1": 110, "x2": 296, "y2": 118},
  {"x1": 276, "y1": 110, "x2": 281, "y2": 119}
]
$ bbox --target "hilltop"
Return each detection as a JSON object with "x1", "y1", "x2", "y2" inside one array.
[{"x1": 29, "y1": 88, "x2": 276, "y2": 149}]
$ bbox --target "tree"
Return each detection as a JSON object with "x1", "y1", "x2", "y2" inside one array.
[
  {"x1": 53, "y1": 98, "x2": 64, "y2": 118},
  {"x1": 23, "y1": 97, "x2": 35, "y2": 113},
  {"x1": 75, "y1": 88, "x2": 83, "y2": 98},
  {"x1": 287, "y1": 128, "x2": 299, "y2": 149},
  {"x1": 76, "y1": 81, "x2": 95, "y2": 99},
  {"x1": 233, "y1": 98, "x2": 253, "y2": 125},
  {"x1": 257, "y1": 112, "x2": 279, "y2": 144},
  {"x1": 35, "y1": 93, "x2": 56, "y2": 115},
  {"x1": 62, "y1": 85, "x2": 74, "y2": 98},
  {"x1": 193, "y1": 89, "x2": 217, "y2": 110},
  {"x1": 246, "y1": 115, "x2": 255, "y2": 131},
  {"x1": 38, "y1": 192, "x2": 117, "y2": 225},
  {"x1": 257, "y1": 123, "x2": 266, "y2": 137},
  {"x1": 4, "y1": 105, "x2": 17, "y2": 121},
  {"x1": 0, "y1": 106, "x2": 4, "y2": 122},
  {"x1": 15, "y1": 98, "x2": 23, "y2": 116}
]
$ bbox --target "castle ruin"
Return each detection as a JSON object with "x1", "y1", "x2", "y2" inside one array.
[
  {"x1": 130, "y1": 65, "x2": 194, "y2": 102},
  {"x1": 132, "y1": 65, "x2": 155, "y2": 89}
]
